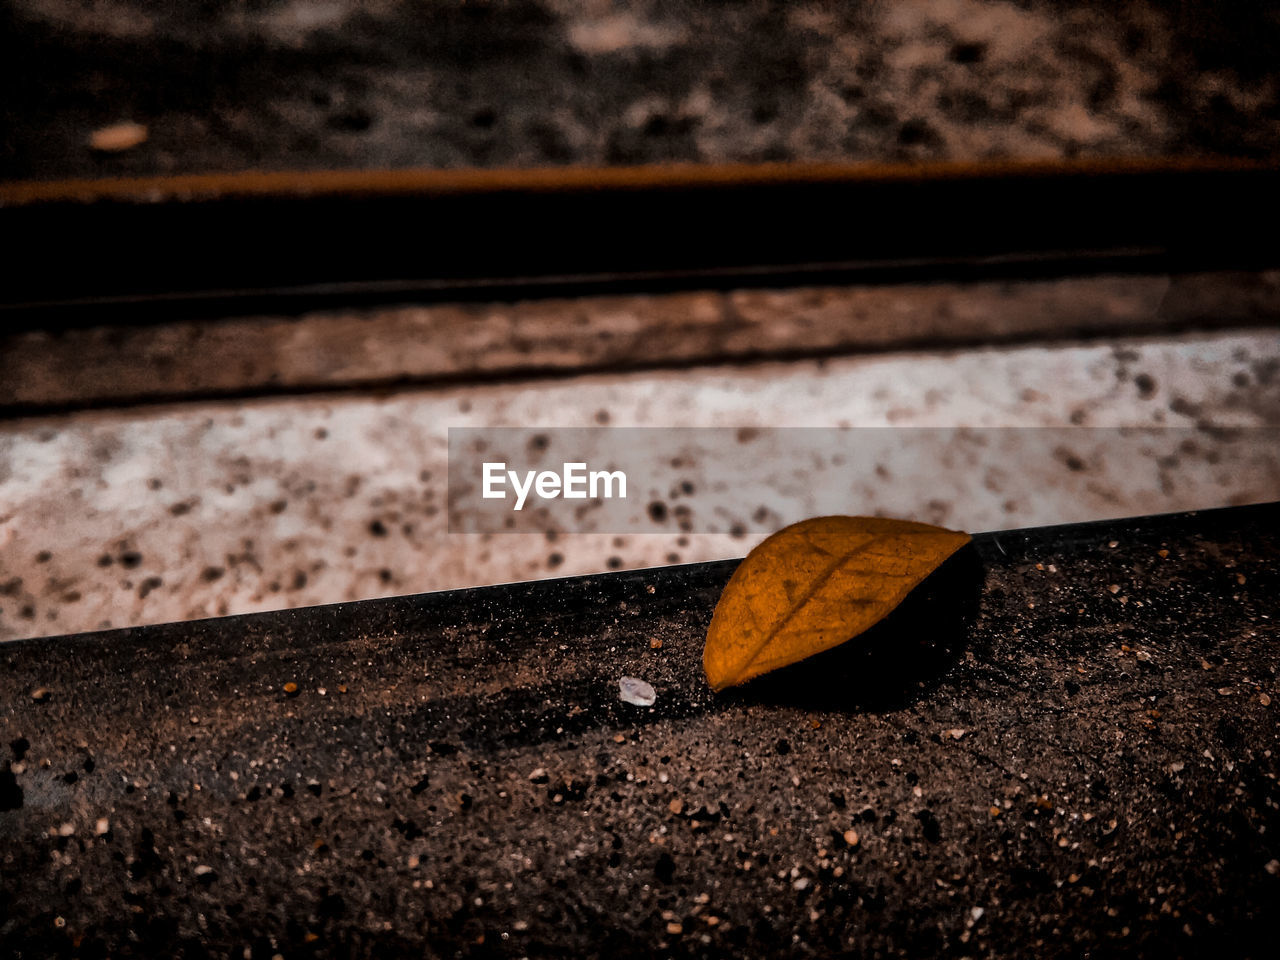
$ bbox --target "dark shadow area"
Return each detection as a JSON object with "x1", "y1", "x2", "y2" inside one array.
[{"x1": 720, "y1": 543, "x2": 984, "y2": 713}]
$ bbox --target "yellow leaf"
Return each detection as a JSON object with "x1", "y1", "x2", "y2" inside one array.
[{"x1": 703, "y1": 516, "x2": 971, "y2": 691}]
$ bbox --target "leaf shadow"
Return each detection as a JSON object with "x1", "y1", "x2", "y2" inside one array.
[{"x1": 718, "y1": 544, "x2": 983, "y2": 714}]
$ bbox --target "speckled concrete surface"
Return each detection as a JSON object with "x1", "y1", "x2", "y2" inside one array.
[
  {"x1": 2, "y1": 328, "x2": 1277, "y2": 642},
  {"x1": 1, "y1": 506, "x2": 1277, "y2": 957},
  {"x1": 4, "y1": 1, "x2": 1279, "y2": 181}
]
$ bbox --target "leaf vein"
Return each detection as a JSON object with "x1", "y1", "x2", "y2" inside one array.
[{"x1": 727, "y1": 535, "x2": 891, "y2": 685}]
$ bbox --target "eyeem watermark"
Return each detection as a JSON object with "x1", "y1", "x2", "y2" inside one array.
[
  {"x1": 482, "y1": 461, "x2": 628, "y2": 511},
  {"x1": 449, "y1": 426, "x2": 1280, "y2": 534}
]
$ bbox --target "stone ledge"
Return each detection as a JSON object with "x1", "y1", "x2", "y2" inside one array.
[{"x1": 1, "y1": 503, "x2": 1277, "y2": 956}]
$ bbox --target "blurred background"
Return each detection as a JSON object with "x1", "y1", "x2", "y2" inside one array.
[
  {"x1": 5, "y1": 0, "x2": 1280, "y2": 177},
  {"x1": 1, "y1": 0, "x2": 1279, "y2": 641}
]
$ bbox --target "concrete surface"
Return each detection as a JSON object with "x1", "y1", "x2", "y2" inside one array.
[
  {"x1": 1, "y1": 504, "x2": 1277, "y2": 957},
  {"x1": 5, "y1": 1, "x2": 1280, "y2": 180},
  {"x1": 6, "y1": 272, "x2": 1280, "y2": 411},
  {"x1": 2, "y1": 327, "x2": 1278, "y2": 642}
]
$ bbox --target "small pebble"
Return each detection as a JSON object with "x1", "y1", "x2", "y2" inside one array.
[
  {"x1": 528, "y1": 768, "x2": 549, "y2": 783},
  {"x1": 58, "y1": 822, "x2": 75, "y2": 837},
  {"x1": 89, "y1": 122, "x2": 148, "y2": 152},
  {"x1": 31, "y1": 687, "x2": 51, "y2": 703},
  {"x1": 666, "y1": 922, "x2": 683, "y2": 935},
  {"x1": 649, "y1": 638, "x2": 663, "y2": 650},
  {"x1": 1262, "y1": 693, "x2": 1272, "y2": 706},
  {"x1": 619, "y1": 677, "x2": 656, "y2": 707},
  {"x1": 283, "y1": 682, "x2": 299, "y2": 697},
  {"x1": 94, "y1": 818, "x2": 110, "y2": 835},
  {"x1": 843, "y1": 829, "x2": 859, "y2": 847}
]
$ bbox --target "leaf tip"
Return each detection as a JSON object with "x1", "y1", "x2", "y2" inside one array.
[{"x1": 701, "y1": 646, "x2": 733, "y2": 692}]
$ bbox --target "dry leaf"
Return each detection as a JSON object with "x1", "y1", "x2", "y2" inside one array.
[{"x1": 703, "y1": 516, "x2": 971, "y2": 691}]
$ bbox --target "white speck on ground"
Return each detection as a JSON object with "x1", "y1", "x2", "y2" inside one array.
[{"x1": 619, "y1": 676, "x2": 656, "y2": 707}]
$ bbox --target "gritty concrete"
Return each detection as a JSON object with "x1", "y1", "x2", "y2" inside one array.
[
  {"x1": 2, "y1": 329, "x2": 1278, "y2": 642},
  {"x1": 4, "y1": 1, "x2": 1280, "y2": 181},
  {"x1": 0, "y1": 504, "x2": 1277, "y2": 957}
]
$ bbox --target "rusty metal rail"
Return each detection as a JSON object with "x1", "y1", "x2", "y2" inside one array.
[{"x1": 3, "y1": 157, "x2": 1278, "y2": 327}]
